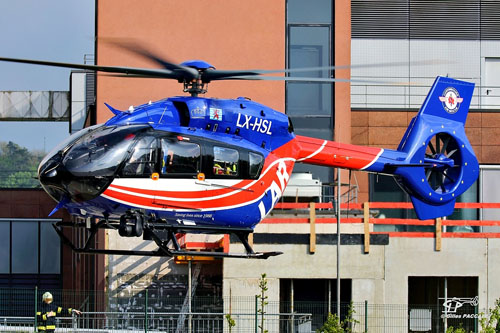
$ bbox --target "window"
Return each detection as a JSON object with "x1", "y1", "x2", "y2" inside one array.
[
  {"x1": 409, "y1": 276, "x2": 478, "y2": 332},
  {"x1": 122, "y1": 136, "x2": 158, "y2": 177},
  {"x1": 0, "y1": 221, "x2": 10, "y2": 273},
  {"x1": 40, "y1": 222, "x2": 62, "y2": 274},
  {"x1": 280, "y1": 278, "x2": 351, "y2": 331},
  {"x1": 12, "y1": 221, "x2": 38, "y2": 273},
  {"x1": 249, "y1": 152, "x2": 264, "y2": 178},
  {"x1": 63, "y1": 125, "x2": 143, "y2": 177},
  {"x1": 213, "y1": 146, "x2": 239, "y2": 176},
  {"x1": 1, "y1": 219, "x2": 61, "y2": 274},
  {"x1": 287, "y1": 0, "x2": 334, "y2": 183},
  {"x1": 160, "y1": 138, "x2": 201, "y2": 175}
]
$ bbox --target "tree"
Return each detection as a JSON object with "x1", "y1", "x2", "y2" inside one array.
[
  {"x1": 479, "y1": 298, "x2": 500, "y2": 333},
  {"x1": 256, "y1": 273, "x2": 269, "y2": 333},
  {"x1": 317, "y1": 313, "x2": 343, "y2": 333},
  {"x1": 0, "y1": 141, "x2": 43, "y2": 188},
  {"x1": 317, "y1": 303, "x2": 359, "y2": 333}
]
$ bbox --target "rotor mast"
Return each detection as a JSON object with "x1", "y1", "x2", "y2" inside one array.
[
  {"x1": 180, "y1": 60, "x2": 215, "y2": 97},
  {"x1": 183, "y1": 77, "x2": 209, "y2": 97}
]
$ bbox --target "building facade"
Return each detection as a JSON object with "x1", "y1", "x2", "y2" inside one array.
[{"x1": 91, "y1": 0, "x2": 500, "y2": 331}]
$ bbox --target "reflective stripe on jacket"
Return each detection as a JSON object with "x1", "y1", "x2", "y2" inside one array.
[{"x1": 36, "y1": 303, "x2": 73, "y2": 331}]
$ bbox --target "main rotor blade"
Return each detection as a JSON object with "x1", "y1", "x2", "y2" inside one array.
[
  {"x1": 214, "y1": 59, "x2": 451, "y2": 76},
  {"x1": 0, "y1": 56, "x2": 181, "y2": 79},
  {"x1": 105, "y1": 39, "x2": 199, "y2": 80},
  {"x1": 218, "y1": 75, "x2": 398, "y2": 84}
]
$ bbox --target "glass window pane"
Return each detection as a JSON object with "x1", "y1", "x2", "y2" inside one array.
[
  {"x1": 249, "y1": 152, "x2": 264, "y2": 178},
  {"x1": 289, "y1": 26, "x2": 330, "y2": 77},
  {"x1": 160, "y1": 138, "x2": 201, "y2": 174},
  {"x1": 287, "y1": 83, "x2": 332, "y2": 115},
  {"x1": 213, "y1": 147, "x2": 239, "y2": 176},
  {"x1": 288, "y1": 0, "x2": 332, "y2": 24},
  {"x1": 122, "y1": 136, "x2": 158, "y2": 177},
  {"x1": 40, "y1": 222, "x2": 61, "y2": 274},
  {"x1": 287, "y1": 26, "x2": 332, "y2": 116},
  {"x1": 63, "y1": 125, "x2": 144, "y2": 177},
  {"x1": 291, "y1": 117, "x2": 333, "y2": 140},
  {"x1": 12, "y1": 221, "x2": 38, "y2": 273},
  {"x1": 0, "y1": 221, "x2": 10, "y2": 273}
]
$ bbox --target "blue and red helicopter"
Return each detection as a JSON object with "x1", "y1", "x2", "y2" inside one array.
[{"x1": 0, "y1": 47, "x2": 479, "y2": 258}]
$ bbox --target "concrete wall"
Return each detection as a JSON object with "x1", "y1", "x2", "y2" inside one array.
[
  {"x1": 223, "y1": 235, "x2": 500, "y2": 310},
  {"x1": 106, "y1": 232, "x2": 186, "y2": 294}
]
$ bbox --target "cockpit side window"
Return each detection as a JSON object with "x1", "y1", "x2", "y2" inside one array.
[
  {"x1": 63, "y1": 125, "x2": 143, "y2": 177},
  {"x1": 213, "y1": 146, "x2": 239, "y2": 177},
  {"x1": 249, "y1": 152, "x2": 264, "y2": 178},
  {"x1": 160, "y1": 138, "x2": 201, "y2": 175},
  {"x1": 121, "y1": 136, "x2": 158, "y2": 177}
]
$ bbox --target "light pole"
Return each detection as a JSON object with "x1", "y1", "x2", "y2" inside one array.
[{"x1": 336, "y1": 168, "x2": 341, "y2": 317}]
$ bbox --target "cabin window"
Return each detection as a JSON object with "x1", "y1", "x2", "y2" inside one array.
[
  {"x1": 249, "y1": 152, "x2": 264, "y2": 178},
  {"x1": 160, "y1": 138, "x2": 201, "y2": 174},
  {"x1": 63, "y1": 125, "x2": 141, "y2": 177},
  {"x1": 122, "y1": 136, "x2": 158, "y2": 177},
  {"x1": 213, "y1": 146, "x2": 239, "y2": 176}
]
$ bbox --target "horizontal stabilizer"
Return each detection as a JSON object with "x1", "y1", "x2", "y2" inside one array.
[{"x1": 410, "y1": 195, "x2": 456, "y2": 220}]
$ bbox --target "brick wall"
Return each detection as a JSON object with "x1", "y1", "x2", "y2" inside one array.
[{"x1": 351, "y1": 110, "x2": 498, "y2": 202}]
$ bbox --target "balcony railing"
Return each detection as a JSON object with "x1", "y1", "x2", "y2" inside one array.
[{"x1": 351, "y1": 78, "x2": 500, "y2": 110}]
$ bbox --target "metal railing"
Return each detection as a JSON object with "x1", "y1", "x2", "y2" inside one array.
[
  {"x1": 0, "y1": 312, "x2": 313, "y2": 333},
  {"x1": 351, "y1": 79, "x2": 500, "y2": 110},
  {"x1": 0, "y1": 302, "x2": 489, "y2": 332},
  {"x1": 280, "y1": 183, "x2": 359, "y2": 208}
]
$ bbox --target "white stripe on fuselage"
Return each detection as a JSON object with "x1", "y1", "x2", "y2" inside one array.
[
  {"x1": 102, "y1": 157, "x2": 296, "y2": 211},
  {"x1": 360, "y1": 148, "x2": 384, "y2": 170},
  {"x1": 296, "y1": 140, "x2": 327, "y2": 162}
]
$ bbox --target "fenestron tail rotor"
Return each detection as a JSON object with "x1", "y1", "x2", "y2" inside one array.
[{"x1": 424, "y1": 133, "x2": 462, "y2": 194}]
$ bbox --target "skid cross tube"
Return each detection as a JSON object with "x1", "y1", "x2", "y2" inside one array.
[{"x1": 52, "y1": 219, "x2": 282, "y2": 259}]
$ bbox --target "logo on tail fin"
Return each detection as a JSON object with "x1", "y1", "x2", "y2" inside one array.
[{"x1": 439, "y1": 87, "x2": 463, "y2": 114}]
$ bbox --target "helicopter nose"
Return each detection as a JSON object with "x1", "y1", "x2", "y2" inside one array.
[{"x1": 38, "y1": 155, "x2": 70, "y2": 203}]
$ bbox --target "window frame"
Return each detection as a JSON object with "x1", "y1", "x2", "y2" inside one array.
[
  {"x1": 212, "y1": 146, "x2": 240, "y2": 178},
  {"x1": 120, "y1": 134, "x2": 160, "y2": 178},
  {"x1": 159, "y1": 136, "x2": 202, "y2": 177},
  {"x1": 0, "y1": 218, "x2": 62, "y2": 275}
]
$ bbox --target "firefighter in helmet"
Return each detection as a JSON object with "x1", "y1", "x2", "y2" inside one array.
[{"x1": 36, "y1": 292, "x2": 82, "y2": 332}]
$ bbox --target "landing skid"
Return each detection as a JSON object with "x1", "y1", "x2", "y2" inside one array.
[{"x1": 52, "y1": 219, "x2": 282, "y2": 259}]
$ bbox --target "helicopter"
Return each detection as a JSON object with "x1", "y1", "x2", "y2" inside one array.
[{"x1": 0, "y1": 47, "x2": 479, "y2": 259}]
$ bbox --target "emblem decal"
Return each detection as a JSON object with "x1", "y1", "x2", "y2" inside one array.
[
  {"x1": 190, "y1": 107, "x2": 205, "y2": 119},
  {"x1": 209, "y1": 107, "x2": 222, "y2": 121},
  {"x1": 439, "y1": 87, "x2": 463, "y2": 114}
]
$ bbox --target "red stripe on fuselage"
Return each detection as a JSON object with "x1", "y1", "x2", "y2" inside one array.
[
  {"x1": 109, "y1": 179, "x2": 254, "y2": 198},
  {"x1": 102, "y1": 156, "x2": 295, "y2": 211}
]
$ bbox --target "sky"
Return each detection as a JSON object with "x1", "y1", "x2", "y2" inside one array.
[{"x1": 0, "y1": 0, "x2": 95, "y2": 152}]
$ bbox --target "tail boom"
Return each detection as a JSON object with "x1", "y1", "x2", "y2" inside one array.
[
  {"x1": 293, "y1": 76, "x2": 478, "y2": 220},
  {"x1": 294, "y1": 135, "x2": 401, "y2": 170}
]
